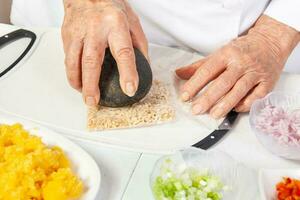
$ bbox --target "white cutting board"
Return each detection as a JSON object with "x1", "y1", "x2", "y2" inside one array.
[{"x1": 0, "y1": 24, "x2": 299, "y2": 153}]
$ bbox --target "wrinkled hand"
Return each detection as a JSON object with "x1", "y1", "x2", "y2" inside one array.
[
  {"x1": 62, "y1": 0, "x2": 148, "y2": 106},
  {"x1": 176, "y1": 15, "x2": 300, "y2": 119}
]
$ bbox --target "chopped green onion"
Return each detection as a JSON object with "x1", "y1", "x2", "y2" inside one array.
[{"x1": 152, "y1": 159, "x2": 226, "y2": 200}]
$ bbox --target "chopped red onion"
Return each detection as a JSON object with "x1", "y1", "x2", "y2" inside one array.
[{"x1": 255, "y1": 104, "x2": 300, "y2": 146}]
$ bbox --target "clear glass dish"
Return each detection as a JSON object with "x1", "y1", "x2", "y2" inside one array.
[
  {"x1": 249, "y1": 91, "x2": 300, "y2": 160},
  {"x1": 150, "y1": 147, "x2": 258, "y2": 200}
]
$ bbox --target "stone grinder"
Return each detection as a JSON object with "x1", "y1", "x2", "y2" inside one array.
[{"x1": 99, "y1": 48, "x2": 153, "y2": 107}]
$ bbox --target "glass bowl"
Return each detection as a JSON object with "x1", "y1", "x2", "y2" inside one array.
[
  {"x1": 150, "y1": 147, "x2": 258, "y2": 200},
  {"x1": 249, "y1": 91, "x2": 300, "y2": 160}
]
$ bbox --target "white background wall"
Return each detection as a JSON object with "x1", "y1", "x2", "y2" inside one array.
[{"x1": 0, "y1": 0, "x2": 12, "y2": 24}]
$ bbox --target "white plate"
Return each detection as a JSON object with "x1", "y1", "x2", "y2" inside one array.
[
  {"x1": 0, "y1": 113, "x2": 101, "y2": 200},
  {"x1": 259, "y1": 169, "x2": 300, "y2": 200}
]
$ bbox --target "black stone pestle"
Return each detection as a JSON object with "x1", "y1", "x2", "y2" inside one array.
[{"x1": 99, "y1": 48, "x2": 153, "y2": 107}]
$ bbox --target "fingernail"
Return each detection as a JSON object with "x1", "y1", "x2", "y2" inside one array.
[
  {"x1": 125, "y1": 82, "x2": 136, "y2": 97},
  {"x1": 210, "y1": 108, "x2": 224, "y2": 119},
  {"x1": 192, "y1": 104, "x2": 204, "y2": 115},
  {"x1": 85, "y1": 96, "x2": 96, "y2": 106},
  {"x1": 181, "y1": 92, "x2": 190, "y2": 101}
]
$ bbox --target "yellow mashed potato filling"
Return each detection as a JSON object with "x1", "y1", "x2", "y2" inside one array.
[{"x1": 0, "y1": 123, "x2": 83, "y2": 200}]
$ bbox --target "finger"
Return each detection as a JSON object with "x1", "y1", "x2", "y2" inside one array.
[
  {"x1": 180, "y1": 57, "x2": 225, "y2": 101},
  {"x1": 61, "y1": 28, "x2": 70, "y2": 54},
  {"x1": 130, "y1": 18, "x2": 149, "y2": 61},
  {"x1": 191, "y1": 67, "x2": 243, "y2": 115},
  {"x1": 61, "y1": 8, "x2": 73, "y2": 53},
  {"x1": 65, "y1": 39, "x2": 84, "y2": 91},
  {"x1": 124, "y1": 0, "x2": 149, "y2": 59},
  {"x1": 209, "y1": 73, "x2": 258, "y2": 119},
  {"x1": 108, "y1": 21, "x2": 139, "y2": 97},
  {"x1": 82, "y1": 36, "x2": 106, "y2": 106},
  {"x1": 235, "y1": 83, "x2": 272, "y2": 112},
  {"x1": 175, "y1": 58, "x2": 207, "y2": 80}
]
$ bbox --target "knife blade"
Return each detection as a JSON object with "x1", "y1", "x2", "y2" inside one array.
[
  {"x1": 0, "y1": 29, "x2": 36, "y2": 77},
  {"x1": 192, "y1": 110, "x2": 239, "y2": 150}
]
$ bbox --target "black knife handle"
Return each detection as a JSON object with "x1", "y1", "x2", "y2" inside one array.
[
  {"x1": 0, "y1": 29, "x2": 36, "y2": 77},
  {"x1": 192, "y1": 129, "x2": 228, "y2": 150},
  {"x1": 192, "y1": 110, "x2": 239, "y2": 150}
]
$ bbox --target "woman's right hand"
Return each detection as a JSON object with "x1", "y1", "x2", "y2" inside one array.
[{"x1": 62, "y1": 0, "x2": 148, "y2": 106}]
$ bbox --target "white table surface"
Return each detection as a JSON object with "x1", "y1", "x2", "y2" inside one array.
[
  {"x1": 71, "y1": 140, "x2": 142, "y2": 200},
  {"x1": 123, "y1": 114, "x2": 300, "y2": 200},
  {"x1": 70, "y1": 112, "x2": 300, "y2": 200},
  {"x1": 70, "y1": 113, "x2": 300, "y2": 200},
  {"x1": 1, "y1": 23, "x2": 300, "y2": 200},
  {"x1": 1, "y1": 109, "x2": 299, "y2": 200},
  {"x1": 73, "y1": 73, "x2": 300, "y2": 200}
]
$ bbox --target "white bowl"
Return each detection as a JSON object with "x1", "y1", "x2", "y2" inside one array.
[
  {"x1": 0, "y1": 115, "x2": 101, "y2": 200},
  {"x1": 150, "y1": 147, "x2": 258, "y2": 200},
  {"x1": 259, "y1": 169, "x2": 300, "y2": 200},
  {"x1": 249, "y1": 92, "x2": 300, "y2": 160}
]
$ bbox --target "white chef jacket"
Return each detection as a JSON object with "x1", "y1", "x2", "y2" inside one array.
[{"x1": 10, "y1": 0, "x2": 300, "y2": 72}]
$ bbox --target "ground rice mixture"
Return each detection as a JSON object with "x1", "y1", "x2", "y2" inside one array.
[{"x1": 87, "y1": 80, "x2": 175, "y2": 130}]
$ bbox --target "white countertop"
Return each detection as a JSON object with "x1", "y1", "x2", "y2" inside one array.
[
  {"x1": 1, "y1": 23, "x2": 300, "y2": 200},
  {"x1": 71, "y1": 139, "x2": 141, "y2": 200},
  {"x1": 72, "y1": 112, "x2": 300, "y2": 200}
]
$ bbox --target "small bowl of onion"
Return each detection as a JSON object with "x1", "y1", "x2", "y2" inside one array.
[
  {"x1": 150, "y1": 148, "x2": 258, "y2": 200},
  {"x1": 250, "y1": 91, "x2": 300, "y2": 160}
]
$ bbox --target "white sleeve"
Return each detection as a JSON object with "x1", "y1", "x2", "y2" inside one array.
[{"x1": 264, "y1": 0, "x2": 300, "y2": 31}]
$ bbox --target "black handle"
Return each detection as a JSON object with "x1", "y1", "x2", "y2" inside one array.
[
  {"x1": 192, "y1": 111, "x2": 239, "y2": 150},
  {"x1": 192, "y1": 129, "x2": 228, "y2": 150},
  {"x1": 0, "y1": 29, "x2": 36, "y2": 77}
]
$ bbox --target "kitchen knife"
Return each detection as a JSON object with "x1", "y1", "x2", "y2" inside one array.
[
  {"x1": 0, "y1": 29, "x2": 36, "y2": 77},
  {"x1": 192, "y1": 110, "x2": 239, "y2": 150}
]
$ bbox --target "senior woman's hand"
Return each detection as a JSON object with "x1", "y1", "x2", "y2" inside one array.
[
  {"x1": 62, "y1": 0, "x2": 148, "y2": 106},
  {"x1": 176, "y1": 15, "x2": 300, "y2": 119}
]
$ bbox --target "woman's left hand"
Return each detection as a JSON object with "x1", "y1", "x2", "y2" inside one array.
[{"x1": 176, "y1": 15, "x2": 300, "y2": 119}]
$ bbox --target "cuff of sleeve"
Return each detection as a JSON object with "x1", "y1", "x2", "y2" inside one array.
[{"x1": 264, "y1": 0, "x2": 300, "y2": 31}]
